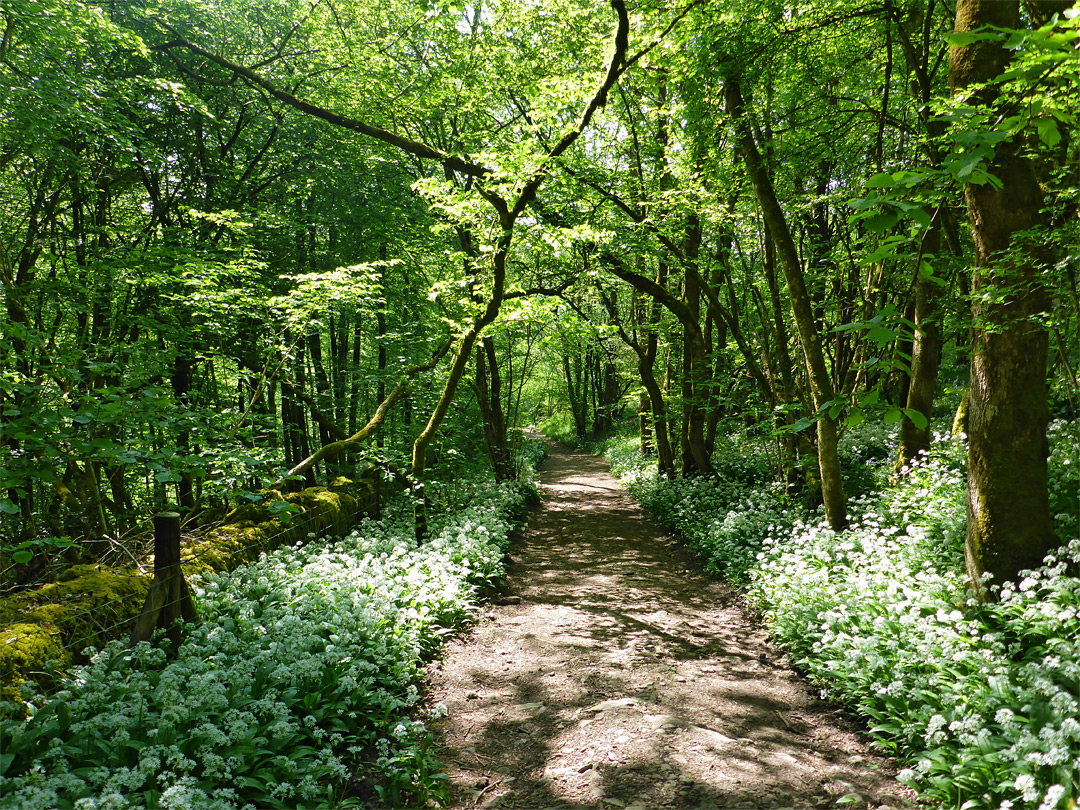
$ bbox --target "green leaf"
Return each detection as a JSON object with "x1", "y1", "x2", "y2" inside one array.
[
  {"x1": 902, "y1": 408, "x2": 929, "y2": 430},
  {"x1": 865, "y1": 211, "x2": 901, "y2": 235},
  {"x1": 945, "y1": 30, "x2": 1001, "y2": 47},
  {"x1": 867, "y1": 325, "x2": 896, "y2": 345},
  {"x1": 56, "y1": 701, "x2": 71, "y2": 731},
  {"x1": 12, "y1": 549, "x2": 32, "y2": 564},
  {"x1": 884, "y1": 408, "x2": 902, "y2": 425},
  {"x1": 0, "y1": 500, "x2": 18, "y2": 515},
  {"x1": 865, "y1": 173, "x2": 896, "y2": 189},
  {"x1": 865, "y1": 239, "x2": 904, "y2": 264},
  {"x1": 846, "y1": 410, "x2": 865, "y2": 427},
  {"x1": 1036, "y1": 117, "x2": 1061, "y2": 147},
  {"x1": 908, "y1": 207, "x2": 933, "y2": 229}
]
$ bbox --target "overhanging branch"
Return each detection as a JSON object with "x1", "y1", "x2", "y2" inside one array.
[{"x1": 156, "y1": 37, "x2": 491, "y2": 178}]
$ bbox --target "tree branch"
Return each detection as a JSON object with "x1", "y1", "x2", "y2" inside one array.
[
  {"x1": 270, "y1": 339, "x2": 451, "y2": 489},
  {"x1": 156, "y1": 37, "x2": 492, "y2": 178}
]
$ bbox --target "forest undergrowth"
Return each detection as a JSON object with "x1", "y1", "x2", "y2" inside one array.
[
  {"x1": 0, "y1": 441, "x2": 545, "y2": 810},
  {"x1": 606, "y1": 420, "x2": 1080, "y2": 810}
]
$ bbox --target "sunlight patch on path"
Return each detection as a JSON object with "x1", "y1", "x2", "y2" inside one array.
[{"x1": 427, "y1": 442, "x2": 910, "y2": 810}]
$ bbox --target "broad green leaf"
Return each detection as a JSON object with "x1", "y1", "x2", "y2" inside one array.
[
  {"x1": 865, "y1": 173, "x2": 896, "y2": 189},
  {"x1": 867, "y1": 325, "x2": 896, "y2": 345},
  {"x1": 1036, "y1": 117, "x2": 1061, "y2": 147},
  {"x1": 884, "y1": 408, "x2": 902, "y2": 425},
  {"x1": 902, "y1": 408, "x2": 929, "y2": 430},
  {"x1": 908, "y1": 208, "x2": 933, "y2": 229},
  {"x1": 865, "y1": 211, "x2": 901, "y2": 235}
]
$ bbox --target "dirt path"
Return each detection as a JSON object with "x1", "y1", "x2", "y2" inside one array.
[{"x1": 426, "y1": 443, "x2": 909, "y2": 810}]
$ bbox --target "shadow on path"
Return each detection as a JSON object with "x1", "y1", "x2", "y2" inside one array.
[{"x1": 426, "y1": 442, "x2": 909, "y2": 810}]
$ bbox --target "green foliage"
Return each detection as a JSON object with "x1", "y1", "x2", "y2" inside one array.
[
  {"x1": 538, "y1": 411, "x2": 579, "y2": 445},
  {"x1": 0, "y1": 459, "x2": 539, "y2": 809},
  {"x1": 616, "y1": 416, "x2": 1080, "y2": 810}
]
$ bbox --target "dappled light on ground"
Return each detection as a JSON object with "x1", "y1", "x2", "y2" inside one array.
[{"x1": 427, "y1": 443, "x2": 910, "y2": 810}]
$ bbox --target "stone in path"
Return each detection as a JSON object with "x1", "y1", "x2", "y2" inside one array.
[{"x1": 426, "y1": 442, "x2": 910, "y2": 810}]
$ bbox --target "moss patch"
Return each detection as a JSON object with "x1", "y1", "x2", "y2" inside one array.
[{"x1": 1, "y1": 474, "x2": 400, "y2": 707}]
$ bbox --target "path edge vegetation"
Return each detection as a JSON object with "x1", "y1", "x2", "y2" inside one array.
[
  {"x1": 0, "y1": 443, "x2": 545, "y2": 808},
  {"x1": 0, "y1": 471, "x2": 402, "y2": 708},
  {"x1": 601, "y1": 419, "x2": 1080, "y2": 810}
]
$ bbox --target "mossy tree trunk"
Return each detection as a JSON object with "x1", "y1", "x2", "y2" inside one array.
[{"x1": 949, "y1": 0, "x2": 1058, "y2": 596}]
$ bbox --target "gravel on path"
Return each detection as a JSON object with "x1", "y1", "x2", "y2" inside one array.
[{"x1": 425, "y1": 441, "x2": 911, "y2": 810}]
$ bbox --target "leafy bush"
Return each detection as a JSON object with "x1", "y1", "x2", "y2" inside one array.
[
  {"x1": 1048, "y1": 419, "x2": 1080, "y2": 541},
  {"x1": 538, "y1": 411, "x2": 578, "y2": 445},
  {"x1": 0, "y1": 466, "x2": 537, "y2": 809}
]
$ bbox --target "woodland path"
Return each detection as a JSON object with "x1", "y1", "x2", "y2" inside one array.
[{"x1": 425, "y1": 442, "x2": 910, "y2": 810}]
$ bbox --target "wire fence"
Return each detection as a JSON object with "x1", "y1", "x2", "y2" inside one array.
[{"x1": 1, "y1": 492, "x2": 385, "y2": 701}]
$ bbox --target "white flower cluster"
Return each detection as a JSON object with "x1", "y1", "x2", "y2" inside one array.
[
  {"x1": 749, "y1": 440, "x2": 1080, "y2": 810},
  {"x1": 611, "y1": 421, "x2": 1080, "y2": 810},
  {"x1": 0, "y1": 467, "x2": 536, "y2": 809}
]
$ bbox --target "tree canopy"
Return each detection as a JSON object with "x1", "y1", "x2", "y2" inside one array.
[{"x1": 2, "y1": 0, "x2": 1079, "y2": 591}]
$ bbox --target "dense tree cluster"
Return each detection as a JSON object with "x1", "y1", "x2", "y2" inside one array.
[{"x1": 2, "y1": 0, "x2": 1078, "y2": 595}]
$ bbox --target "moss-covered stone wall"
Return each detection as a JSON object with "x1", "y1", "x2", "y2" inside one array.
[{"x1": 0, "y1": 471, "x2": 403, "y2": 707}]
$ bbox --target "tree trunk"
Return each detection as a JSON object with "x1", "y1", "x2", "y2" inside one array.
[
  {"x1": 640, "y1": 358, "x2": 676, "y2": 479},
  {"x1": 950, "y1": 0, "x2": 1057, "y2": 596},
  {"x1": 680, "y1": 212, "x2": 712, "y2": 475},
  {"x1": 626, "y1": 267, "x2": 675, "y2": 477},
  {"x1": 307, "y1": 329, "x2": 334, "y2": 453},
  {"x1": 638, "y1": 388, "x2": 653, "y2": 454},
  {"x1": 171, "y1": 356, "x2": 196, "y2": 510},
  {"x1": 563, "y1": 351, "x2": 589, "y2": 438},
  {"x1": 348, "y1": 314, "x2": 362, "y2": 438},
  {"x1": 897, "y1": 220, "x2": 946, "y2": 467},
  {"x1": 377, "y1": 251, "x2": 389, "y2": 450},
  {"x1": 477, "y1": 336, "x2": 510, "y2": 480},
  {"x1": 725, "y1": 75, "x2": 847, "y2": 529}
]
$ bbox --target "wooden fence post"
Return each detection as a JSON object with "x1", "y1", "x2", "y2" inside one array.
[{"x1": 130, "y1": 512, "x2": 198, "y2": 651}]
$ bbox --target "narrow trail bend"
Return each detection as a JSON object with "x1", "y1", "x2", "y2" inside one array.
[{"x1": 426, "y1": 442, "x2": 909, "y2": 810}]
